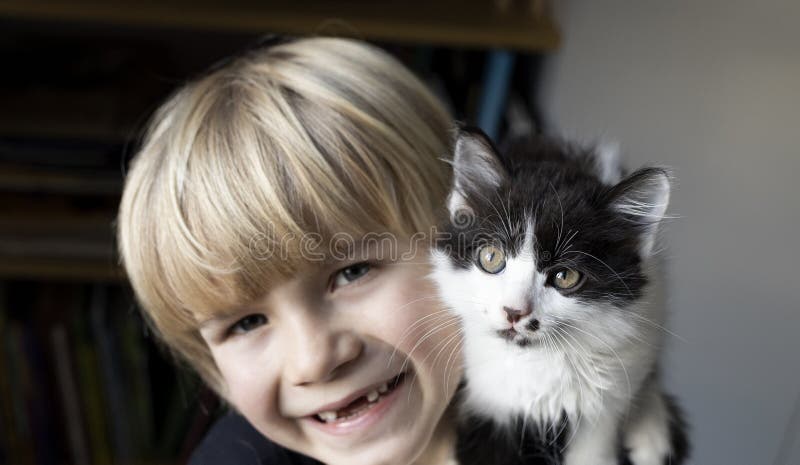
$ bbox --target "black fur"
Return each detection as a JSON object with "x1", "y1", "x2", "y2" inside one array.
[
  {"x1": 665, "y1": 394, "x2": 690, "y2": 464},
  {"x1": 437, "y1": 128, "x2": 653, "y2": 307},
  {"x1": 455, "y1": 411, "x2": 569, "y2": 465},
  {"x1": 438, "y1": 128, "x2": 689, "y2": 465}
]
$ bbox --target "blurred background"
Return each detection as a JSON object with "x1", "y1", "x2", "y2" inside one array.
[{"x1": 0, "y1": 1, "x2": 797, "y2": 464}]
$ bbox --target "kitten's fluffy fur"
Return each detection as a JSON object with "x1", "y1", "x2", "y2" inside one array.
[{"x1": 431, "y1": 129, "x2": 688, "y2": 465}]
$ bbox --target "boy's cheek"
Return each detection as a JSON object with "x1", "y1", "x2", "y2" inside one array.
[
  {"x1": 213, "y1": 346, "x2": 282, "y2": 417},
  {"x1": 387, "y1": 274, "x2": 456, "y2": 362}
]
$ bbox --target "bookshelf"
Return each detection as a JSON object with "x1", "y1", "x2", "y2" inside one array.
[
  {"x1": 0, "y1": 0, "x2": 559, "y2": 51},
  {"x1": 0, "y1": 2, "x2": 559, "y2": 463}
]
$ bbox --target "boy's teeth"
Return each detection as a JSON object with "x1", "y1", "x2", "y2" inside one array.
[
  {"x1": 316, "y1": 376, "x2": 403, "y2": 423},
  {"x1": 366, "y1": 389, "x2": 379, "y2": 402}
]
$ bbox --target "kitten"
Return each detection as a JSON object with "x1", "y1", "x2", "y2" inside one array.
[{"x1": 431, "y1": 128, "x2": 688, "y2": 465}]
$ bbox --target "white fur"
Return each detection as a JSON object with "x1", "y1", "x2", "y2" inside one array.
[
  {"x1": 429, "y1": 218, "x2": 673, "y2": 465},
  {"x1": 624, "y1": 384, "x2": 672, "y2": 465},
  {"x1": 611, "y1": 171, "x2": 671, "y2": 258},
  {"x1": 447, "y1": 133, "x2": 508, "y2": 226}
]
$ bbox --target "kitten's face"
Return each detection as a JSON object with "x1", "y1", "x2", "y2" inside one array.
[{"x1": 431, "y1": 130, "x2": 670, "y2": 349}]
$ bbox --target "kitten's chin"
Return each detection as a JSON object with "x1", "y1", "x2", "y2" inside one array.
[{"x1": 495, "y1": 328, "x2": 540, "y2": 348}]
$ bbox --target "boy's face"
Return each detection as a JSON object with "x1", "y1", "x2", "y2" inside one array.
[{"x1": 199, "y1": 240, "x2": 462, "y2": 465}]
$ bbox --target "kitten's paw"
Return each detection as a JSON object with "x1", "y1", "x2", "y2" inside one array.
[
  {"x1": 624, "y1": 399, "x2": 672, "y2": 465},
  {"x1": 624, "y1": 391, "x2": 689, "y2": 465},
  {"x1": 625, "y1": 424, "x2": 670, "y2": 465}
]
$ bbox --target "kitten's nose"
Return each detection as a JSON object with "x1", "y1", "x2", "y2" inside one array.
[{"x1": 503, "y1": 305, "x2": 532, "y2": 324}]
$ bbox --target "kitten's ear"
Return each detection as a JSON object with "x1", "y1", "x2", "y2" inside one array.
[
  {"x1": 448, "y1": 128, "x2": 509, "y2": 216},
  {"x1": 607, "y1": 167, "x2": 672, "y2": 257}
]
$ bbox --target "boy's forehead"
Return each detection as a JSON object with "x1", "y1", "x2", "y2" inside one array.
[{"x1": 276, "y1": 232, "x2": 414, "y2": 264}]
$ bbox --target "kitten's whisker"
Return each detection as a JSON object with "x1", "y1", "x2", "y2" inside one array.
[
  {"x1": 549, "y1": 329, "x2": 586, "y2": 450},
  {"x1": 553, "y1": 326, "x2": 606, "y2": 392},
  {"x1": 388, "y1": 296, "x2": 483, "y2": 354},
  {"x1": 393, "y1": 313, "x2": 457, "y2": 375},
  {"x1": 427, "y1": 327, "x2": 462, "y2": 369},
  {"x1": 501, "y1": 188, "x2": 516, "y2": 246},
  {"x1": 626, "y1": 312, "x2": 687, "y2": 343},
  {"x1": 401, "y1": 326, "x2": 456, "y2": 408},
  {"x1": 404, "y1": 325, "x2": 461, "y2": 405},
  {"x1": 419, "y1": 327, "x2": 461, "y2": 399},
  {"x1": 492, "y1": 190, "x2": 511, "y2": 237},
  {"x1": 443, "y1": 339, "x2": 463, "y2": 397},
  {"x1": 559, "y1": 322, "x2": 633, "y2": 402},
  {"x1": 469, "y1": 187, "x2": 513, "y2": 241},
  {"x1": 555, "y1": 228, "x2": 579, "y2": 257},
  {"x1": 546, "y1": 180, "x2": 566, "y2": 256},
  {"x1": 568, "y1": 313, "x2": 654, "y2": 348},
  {"x1": 398, "y1": 317, "x2": 462, "y2": 393},
  {"x1": 541, "y1": 331, "x2": 569, "y2": 446},
  {"x1": 389, "y1": 307, "x2": 455, "y2": 368},
  {"x1": 440, "y1": 333, "x2": 465, "y2": 396}
]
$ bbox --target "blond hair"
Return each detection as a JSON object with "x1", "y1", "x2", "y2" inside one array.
[{"x1": 116, "y1": 37, "x2": 452, "y2": 393}]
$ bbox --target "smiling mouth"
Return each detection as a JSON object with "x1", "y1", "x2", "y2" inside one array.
[{"x1": 312, "y1": 372, "x2": 406, "y2": 424}]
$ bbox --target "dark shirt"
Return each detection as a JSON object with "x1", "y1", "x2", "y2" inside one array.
[
  {"x1": 189, "y1": 412, "x2": 322, "y2": 465},
  {"x1": 190, "y1": 411, "x2": 563, "y2": 465}
]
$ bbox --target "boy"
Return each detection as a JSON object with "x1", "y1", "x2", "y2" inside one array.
[{"x1": 117, "y1": 37, "x2": 463, "y2": 465}]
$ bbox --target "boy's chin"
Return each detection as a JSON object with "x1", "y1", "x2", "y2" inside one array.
[{"x1": 320, "y1": 436, "x2": 423, "y2": 465}]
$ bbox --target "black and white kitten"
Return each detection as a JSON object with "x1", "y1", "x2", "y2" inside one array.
[{"x1": 431, "y1": 129, "x2": 688, "y2": 465}]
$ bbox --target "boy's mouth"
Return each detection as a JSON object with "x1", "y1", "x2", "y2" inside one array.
[{"x1": 312, "y1": 372, "x2": 406, "y2": 423}]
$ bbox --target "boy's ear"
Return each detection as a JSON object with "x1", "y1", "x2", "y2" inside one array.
[
  {"x1": 447, "y1": 128, "x2": 509, "y2": 217},
  {"x1": 607, "y1": 167, "x2": 672, "y2": 258}
]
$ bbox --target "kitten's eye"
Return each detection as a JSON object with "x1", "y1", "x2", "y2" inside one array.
[
  {"x1": 551, "y1": 268, "x2": 583, "y2": 291},
  {"x1": 229, "y1": 314, "x2": 267, "y2": 336},
  {"x1": 332, "y1": 262, "x2": 372, "y2": 290},
  {"x1": 476, "y1": 245, "x2": 506, "y2": 274}
]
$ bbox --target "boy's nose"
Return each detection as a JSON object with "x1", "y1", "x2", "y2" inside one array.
[{"x1": 287, "y1": 328, "x2": 363, "y2": 386}]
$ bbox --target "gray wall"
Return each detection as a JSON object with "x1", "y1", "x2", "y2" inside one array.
[{"x1": 539, "y1": 1, "x2": 800, "y2": 464}]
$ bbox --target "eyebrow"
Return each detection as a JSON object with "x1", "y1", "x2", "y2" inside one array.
[
  {"x1": 197, "y1": 239, "x2": 386, "y2": 329},
  {"x1": 322, "y1": 238, "x2": 386, "y2": 264},
  {"x1": 197, "y1": 305, "x2": 252, "y2": 329},
  {"x1": 197, "y1": 314, "x2": 230, "y2": 329}
]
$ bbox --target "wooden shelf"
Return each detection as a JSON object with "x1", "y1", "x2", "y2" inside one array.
[
  {"x1": 0, "y1": 255, "x2": 124, "y2": 282},
  {"x1": 0, "y1": 0, "x2": 559, "y2": 51},
  {"x1": 0, "y1": 164, "x2": 122, "y2": 195},
  {"x1": 0, "y1": 193, "x2": 124, "y2": 281}
]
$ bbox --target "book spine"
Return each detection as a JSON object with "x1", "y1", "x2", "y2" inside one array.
[
  {"x1": 89, "y1": 284, "x2": 133, "y2": 462},
  {"x1": 73, "y1": 293, "x2": 113, "y2": 465},
  {"x1": 0, "y1": 285, "x2": 11, "y2": 465},
  {"x1": 51, "y1": 325, "x2": 90, "y2": 465},
  {"x1": 5, "y1": 324, "x2": 35, "y2": 464}
]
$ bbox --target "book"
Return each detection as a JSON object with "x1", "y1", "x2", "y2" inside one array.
[
  {"x1": 73, "y1": 287, "x2": 113, "y2": 465},
  {"x1": 89, "y1": 284, "x2": 134, "y2": 462},
  {"x1": 51, "y1": 324, "x2": 90, "y2": 465}
]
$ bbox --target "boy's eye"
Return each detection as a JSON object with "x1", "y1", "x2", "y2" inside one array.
[
  {"x1": 332, "y1": 262, "x2": 372, "y2": 290},
  {"x1": 229, "y1": 314, "x2": 268, "y2": 336}
]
